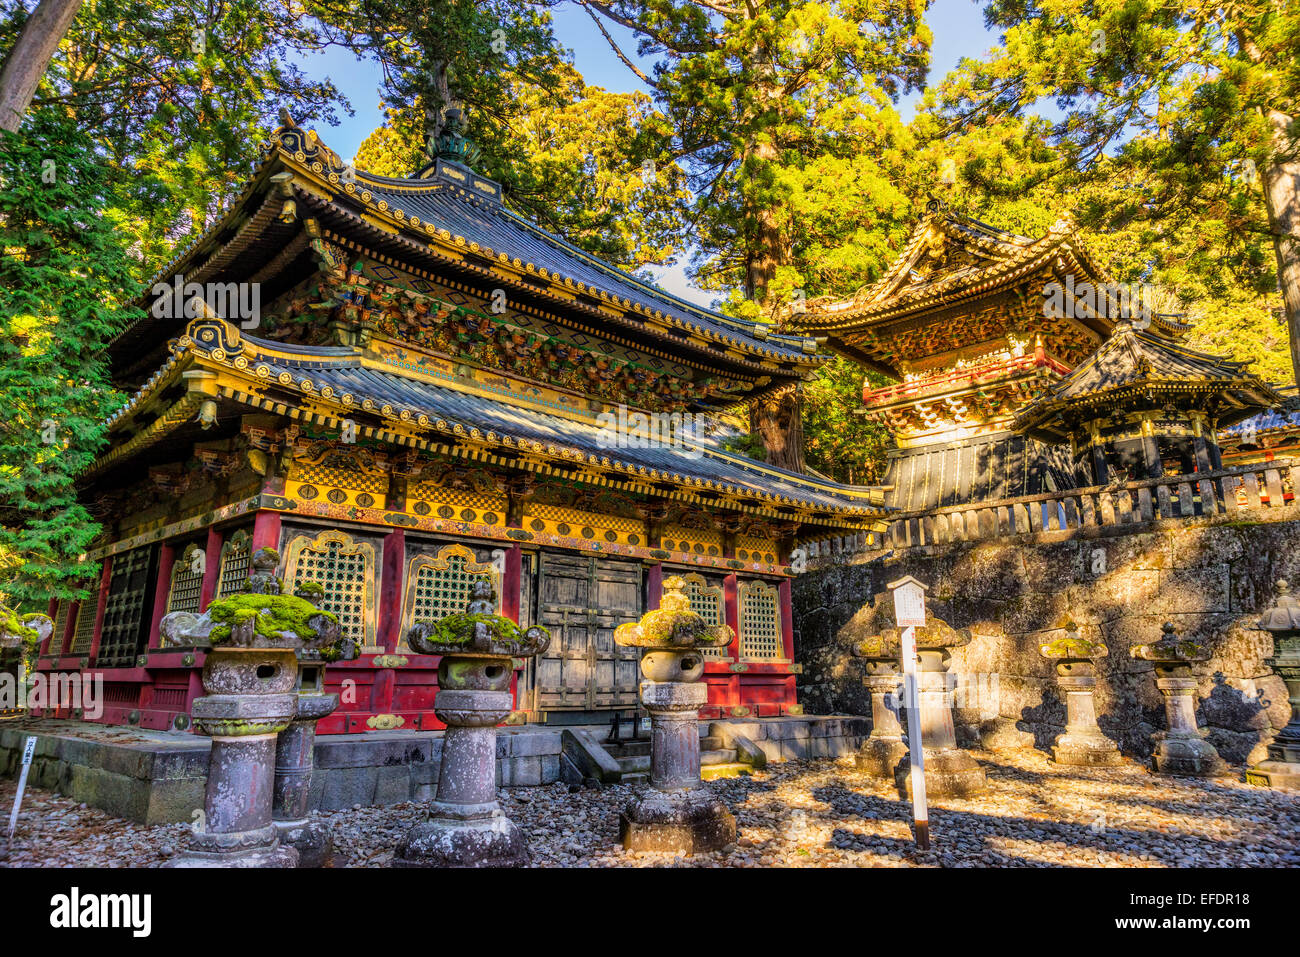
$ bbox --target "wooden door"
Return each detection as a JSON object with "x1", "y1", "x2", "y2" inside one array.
[{"x1": 534, "y1": 553, "x2": 642, "y2": 712}]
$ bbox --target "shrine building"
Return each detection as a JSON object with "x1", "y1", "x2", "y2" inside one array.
[
  {"x1": 787, "y1": 201, "x2": 1198, "y2": 509},
  {"x1": 32, "y1": 115, "x2": 888, "y2": 735},
  {"x1": 1014, "y1": 318, "x2": 1280, "y2": 487}
]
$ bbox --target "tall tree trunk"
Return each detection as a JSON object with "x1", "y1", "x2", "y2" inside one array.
[
  {"x1": 1261, "y1": 107, "x2": 1300, "y2": 385},
  {"x1": 0, "y1": 0, "x2": 84, "y2": 133},
  {"x1": 745, "y1": 138, "x2": 780, "y2": 306},
  {"x1": 751, "y1": 384, "x2": 807, "y2": 473}
]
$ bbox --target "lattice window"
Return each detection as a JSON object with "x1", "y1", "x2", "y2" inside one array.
[
  {"x1": 401, "y1": 544, "x2": 500, "y2": 645},
  {"x1": 68, "y1": 596, "x2": 95, "y2": 655},
  {"x1": 166, "y1": 543, "x2": 205, "y2": 614},
  {"x1": 739, "y1": 579, "x2": 784, "y2": 661},
  {"x1": 683, "y1": 573, "x2": 729, "y2": 660},
  {"x1": 217, "y1": 530, "x2": 253, "y2": 597},
  {"x1": 284, "y1": 530, "x2": 377, "y2": 650},
  {"x1": 97, "y1": 546, "x2": 156, "y2": 667}
]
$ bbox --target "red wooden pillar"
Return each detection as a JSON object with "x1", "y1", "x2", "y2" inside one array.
[
  {"x1": 501, "y1": 544, "x2": 524, "y2": 717},
  {"x1": 723, "y1": 573, "x2": 741, "y2": 707},
  {"x1": 85, "y1": 557, "x2": 113, "y2": 663},
  {"x1": 58, "y1": 601, "x2": 78, "y2": 655},
  {"x1": 502, "y1": 544, "x2": 522, "y2": 622},
  {"x1": 646, "y1": 562, "x2": 664, "y2": 611},
  {"x1": 778, "y1": 577, "x2": 798, "y2": 707},
  {"x1": 251, "y1": 510, "x2": 281, "y2": 552},
  {"x1": 198, "y1": 526, "x2": 223, "y2": 610},
  {"x1": 378, "y1": 529, "x2": 405, "y2": 653},
  {"x1": 146, "y1": 543, "x2": 176, "y2": 650}
]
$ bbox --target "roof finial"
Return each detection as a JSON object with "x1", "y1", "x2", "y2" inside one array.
[{"x1": 429, "y1": 107, "x2": 481, "y2": 168}]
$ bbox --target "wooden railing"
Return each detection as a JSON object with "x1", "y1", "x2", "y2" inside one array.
[{"x1": 879, "y1": 458, "x2": 1298, "y2": 549}]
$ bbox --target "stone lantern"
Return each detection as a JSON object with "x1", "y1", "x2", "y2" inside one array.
[
  {"x1": 1, "y1": 610, "x2": 52, "y2": 713},
  {"x1": 850, "y1": 634, "x2": 908, "y2": 778},
  {"x1": 896, "y1": 616, "x2": 987, "y2": 799},
  {"x1": 166, "y1": 554, "x2": 342, "y2": 868},
  {"x1": 614, "y1": 576, "x2": 736, "y2": 855},
  {"x1": 1038, "y1": 625, "x2": 1121, "y2": 766},
  {"x1": 395, "y1": 580, "x2": 550, "y2": 867},
  {"x1": 269, "y1": 578, "x2": 359, "y2": 867},
  {"x1": 1132, "y1": 622, "x2": 1225, "y2": 777},
  {"x1": 1247, "y1": 580, "x2": 1300, "y2": 789}
]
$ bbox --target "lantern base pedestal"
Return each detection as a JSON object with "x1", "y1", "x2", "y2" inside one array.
[
  {"x1": 619, "y1": 787, "x2": 736, "y2": 855},
  {"x1": 274, "y1": 818, "x2": 334, "y2": 868},
  {"x1": 1052, "y1": 730, "x2": 1123, "y2": 767},
  {"x1": 897, "y1": 749, "x2": 987, "y2": 799},
  {"x1": 168, "y1": 841, "x2": 299, "y2": 869},
  {"x1": 394, "y1": 805, "x2": 529, "y2": 868},
  {"x1": 855, "y1": 737, "x2": 909, "y2": 778},
  {"x1": 1151, "y1": 733, "x2": 1225, "y2": 777},
  {"x1": 1245, "y1": 759, "x2": 1300, "y2": 790}
]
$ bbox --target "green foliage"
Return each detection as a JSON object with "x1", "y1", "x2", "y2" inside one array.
[
  {"x1": 0, "y1": 111, "x2": 140, "y2": 606},
  {"x1": 586, "y1": 0, "x2": 932, "y2": 308},
  {"x1": 929, "y1": 0, "x2": 1300, "y2": 383},
  {"x1": 802, "y1": 357, "x2": 894, "y2": 485},
  {"x1": 314, "y1": 0, "x2": 567, "y2": 183},
  {"x1": 3, "y1": 0, "x2": 350, "y2": 271}
]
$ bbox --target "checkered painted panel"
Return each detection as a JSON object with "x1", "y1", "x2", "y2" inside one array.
[
  {"x1": 410, "y1": 553, "x2": 492, "y2": 624},
  {"x1": 98, "y1": 546, "x2": 154, "y2": 667},
  {"x1": 682, "y1": 575, "x2": 727, "y2": 660}
]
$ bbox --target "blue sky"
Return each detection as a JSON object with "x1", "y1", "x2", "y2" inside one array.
[{"x1": 296, "y1": 0, "x2": 1001, "y2": 306}]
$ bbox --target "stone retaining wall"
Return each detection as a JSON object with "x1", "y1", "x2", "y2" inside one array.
[
  {"x1": 792, "y1": 507, "x2": 1300, "y2": 767},
  {"x1": 0, "y1": 715, "x2": 867, "y2": 824}
]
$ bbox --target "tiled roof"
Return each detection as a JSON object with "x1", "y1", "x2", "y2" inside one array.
[
  {"x1": 1222, "y1": 386, "x2": 1300, "y2": 438},
  {"x1": 355, "y1": 170, "x2": 817, "y2": 363},
  {"x1": 237, "y1": 344, "x2": 879, "y2": 513},
  {"x1": 100, "y1": 319, "x2": 887, "y2": 517},
  {"x1": 1015, "y1": 320, "x2": 1281, "y2": 434}
]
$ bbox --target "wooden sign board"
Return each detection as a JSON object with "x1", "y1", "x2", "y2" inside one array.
[{"x1": 889, "y1": 575, "x2": 928, "y2": 628}]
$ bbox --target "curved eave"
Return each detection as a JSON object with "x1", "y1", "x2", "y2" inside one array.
[
  {"x1": 1014, "y1": 377, "x2": 1283, "y2": 435},
  {"x1": 294, "y1": 189, "x2": 816, "y2": 385},
  {"x1": 275, "y1": 145, "x2": 824, "y2": 368},
  {"x1": 88, "y1": 319, "x2": 889, "y2": 522}
]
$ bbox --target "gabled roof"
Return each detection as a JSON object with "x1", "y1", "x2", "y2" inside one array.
[
  {"x1": 785, "y1": 202, "x2": 1192, "y2": 376},
  {"x1": 90, "y1": 317, "x2": 889, "y2": 525},
  {"x1": 110, "y1": 116, "x2": 823, "y2": 383},
  {"x1": 789, "y1": 203, "x2": 1111, "y2": 330},
  {"x1": 1014, "y1": 320, "x2": 1282, "y2": 440}
]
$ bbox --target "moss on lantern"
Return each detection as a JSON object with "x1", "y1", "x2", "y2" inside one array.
[
  {"x1": 613, "y1": 577, "x2": 733, "y2": 649},
  {"x1": 0, "y1": 606, "x2": 39, "y2": 644},
  {"x1": 295, "y1": 581, "x2": 325, "y2": 599},
  {"x1": 207, "y1": 593, "x2": 339, "y2": 644},
  {"x1": 411, "y1": 613, "x2": 546, "y2": 652}
]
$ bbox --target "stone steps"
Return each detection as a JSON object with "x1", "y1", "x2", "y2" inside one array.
[
  {"x1": 701, "y1": 762, "x2": 753, "y2": 781},
  {"x1": 612, "y1": 747, "x2": 738, "y2": 777}
]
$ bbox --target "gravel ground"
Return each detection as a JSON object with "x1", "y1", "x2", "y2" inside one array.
[{"x1": 1, "y1": 750, "x2": 1296, "y2": 867}]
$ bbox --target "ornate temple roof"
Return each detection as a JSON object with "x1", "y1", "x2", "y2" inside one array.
[
  {"x1": 784, "y1": 202, "x2": 1189, "y2": 376},
  {"x1": 108, "y1": 116, "x2": 823, "y2": 390},
  {"x1": 1014, "y1": 319, "x2": 1282, "y2": 442},
  {"x1": 89, "y1": 317, "x2": 888, "y2": 525}
]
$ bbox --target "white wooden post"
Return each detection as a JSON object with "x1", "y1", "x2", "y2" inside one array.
[
  {"x1": 890, "y1": 576, "x2": 930, "y2": 849},
  {"x1": 5, "y1": 736, "x2": 37, "y2": 846}
]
